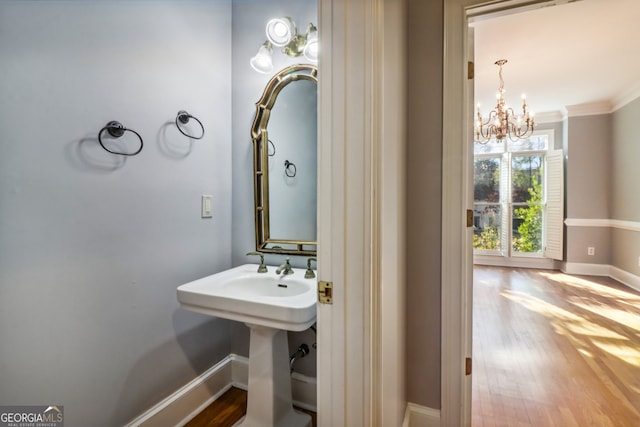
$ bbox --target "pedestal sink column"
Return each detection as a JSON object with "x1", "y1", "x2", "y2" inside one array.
[{"x1": 238, "y1": 324, "x2": 312, "y2": 427}]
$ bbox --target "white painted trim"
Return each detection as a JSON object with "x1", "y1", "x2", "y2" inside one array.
[
  {"x1": 376, "y1": 0, "x2": 408, "y2": 425},
  {"x1": 125, "y1": 355, "x2": 233, "y2": 427},
  {"x1": 564, "y1": 218, "x2": 612, "y2": 227},
  {"x1": 565, "y1": 101, "x2": 613, "y2": 117},
  {"x1": 474, "y1": 255, "x2": 560, "y2": 270},
  {"x1": 612, "y1": 220, "x2": 640, "y2": 232},
  {"x1": 565, "y1": 218, "x2": 640, "y2": 232},
  {"x1": 401, "y1": 403, "x2": 441, "y2": 427},
  {"x1": 542, "y1": 88, "x2": 640, "y2": 121},
  {"x1": 443, "y1": 1, "x2": 477, "y2": 425},
  {"x1": 535, "y1": 110, "x2": 564, "y2": 124},
  {"x1": 562, "y1": 263, "x2": 640, "y2": 293},
  {"x1": 612, "y1": 80, "x2": 640, "y2": 112},
  {"x1": 125, "y1": 354, "x2": 316, "y2": 427},
  {"x1": 317, "y1": 0, "x2": 383, "y2": 425},
  {"x1": 610, "y1": 266, "x2": 640, "y2": 293},
  {"x1": 563, "y1": 87, "x2": 640, "y2": 117},
  {"x1": 561, "y1": 262, "x2": 611, "y2": 277}
]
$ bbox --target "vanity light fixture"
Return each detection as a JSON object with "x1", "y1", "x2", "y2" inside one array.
[
  {"x1": 475, "y1": 59, "x2": 535, "y2": 143},
  {"x1": 250, "y1": 17, "x2": 318, "y2": 73},
  {"x1": 303, "y1": 24, "x2": 318, "y2": 62},
  {"x1": 250, "y1": 41, "x2": 274, "y2": 74},
  {"x1": 266, "y1": 17, "x2": 296, "y2": 47}
]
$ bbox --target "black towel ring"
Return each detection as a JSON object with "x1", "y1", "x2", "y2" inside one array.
[
  {"x1": 176, "y1": 110, "x2": 205, "y2": 140},
  {"x1": 284, "y1": 160, "x2": 297, "y2": 178},
  {"x1": 98, "y1": 121, "x2": 144, "y2": 156}
]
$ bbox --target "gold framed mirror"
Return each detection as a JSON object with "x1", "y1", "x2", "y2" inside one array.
[{"x1": 251, "y1": 64, "x2": 318, "y2": 256}]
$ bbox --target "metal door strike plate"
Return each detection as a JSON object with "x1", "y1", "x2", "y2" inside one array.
[{"x1": 318, "y1": 281, "x2": 333, "y2": 304}]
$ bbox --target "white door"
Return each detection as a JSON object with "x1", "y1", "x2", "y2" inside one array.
[{"x1": 316, "y1": 0, "x2": 406, "y2": 426}]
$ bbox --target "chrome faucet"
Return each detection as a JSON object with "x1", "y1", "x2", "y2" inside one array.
[
  {"x1": 246, "y1": 251, "x2": 268, "y2": 273},
  {"x1": 275, "y1": 257, "x2": 294, "y2": 275}
]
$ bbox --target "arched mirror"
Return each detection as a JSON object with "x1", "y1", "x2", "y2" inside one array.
[{"x1": 251, "y1": 64, "x2": 318, "y2": 256}]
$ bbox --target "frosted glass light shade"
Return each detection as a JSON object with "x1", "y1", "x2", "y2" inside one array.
[
  {"x1": 303, "y1": 24, "x2": 318, "y2": 62},
  {"x1": 266, "y1": 17, "x2": 296, "y2": 47},
  {"x1": 250, "y1": 42, "x2": 274, "y2": 74}
]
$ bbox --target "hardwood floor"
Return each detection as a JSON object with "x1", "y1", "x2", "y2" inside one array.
[
  {"x1": 185, "y1": 387, "x2": 317, "y2": 427},
  {"x1": 472, "y1": 266, "x2": 640, "y2": 426}
]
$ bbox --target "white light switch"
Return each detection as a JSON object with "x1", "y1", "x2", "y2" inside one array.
[{"x1": 201, "y1": 195, "x2": 213, "y2": 218}]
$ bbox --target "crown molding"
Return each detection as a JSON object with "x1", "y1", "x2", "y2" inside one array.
[
  {"x1": 612, "y1": 80, "x2": 640, "y2": 112},
  {"x1": 554, "y1": 84, "x2": 640, "y2": 119},
  {"x1": 534, "y1": 110, "x2": 564, "y2": 124},
  {"x1": 564, "y1": 101, "x2": 614, "y2": 117}
]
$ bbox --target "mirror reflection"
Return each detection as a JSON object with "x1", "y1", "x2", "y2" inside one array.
[{"x1": 251, "y1": 64, "x2": 318, "y2": 256}]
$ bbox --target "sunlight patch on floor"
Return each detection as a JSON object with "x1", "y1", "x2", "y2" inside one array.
[
  {"x1": 568, "y1": 300, "x2": 640, "y2": 333},
  {"x1": 540, "y1": 271, "x2": 640, "y2": 302},
  {"x1": 590, "y1": 339, "x2": 640, "y2": 367},
  {"x1": 501, "y1": 289, "x2": 640, "y2": 367}
]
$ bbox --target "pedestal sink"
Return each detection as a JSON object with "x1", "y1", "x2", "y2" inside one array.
[{"x1": 177, "y1": 264, "x2": 317, "y2": 427}]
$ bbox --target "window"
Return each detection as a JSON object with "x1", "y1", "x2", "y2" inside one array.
[{"x1": 473, "y1": 131, "x2": 563, "y2": 260}]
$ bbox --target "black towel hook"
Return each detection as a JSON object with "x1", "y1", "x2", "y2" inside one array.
[
  {"x1": 176, "y1": 110, "x2": 205, "y2": 140},
  {"x1": 284, "y1": 160, "x2": 297, "y2": 178},
  {"x1": 98, "y1": 121, "x2": 144, "y2": 156}
]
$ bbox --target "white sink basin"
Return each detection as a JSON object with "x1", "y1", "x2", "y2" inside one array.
[
  {"x1": 176, "y1": 264, "x2": 317, "y2": 331},
  {"x1": 177, "y1": 263, "x2": 316, "y2": 426}
]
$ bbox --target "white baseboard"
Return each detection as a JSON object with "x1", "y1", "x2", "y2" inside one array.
[
  {"x1": 561, "y1": 262, "x2": 611, "y2": 276},
  {"x1": 126, "y1": 354, "x2": 317, "y2": 427},
  {"x1": 610, "y1": 266, "x2": 640, "y2": 293},
  {"x1": 125, "y1": 354, "x2": 234, "y2": 427},
  {"x1": 402, "y1": 403, "x2": 440, "y2": 427},
  {"x1": 474, "y1": 255, "x2": 560, "y2": 270},
  {"x1": 562, "y1": 263, "x2": 640, "y2": 293}
]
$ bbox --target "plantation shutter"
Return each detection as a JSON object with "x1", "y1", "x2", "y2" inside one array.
[{"x1": 545, "y1": 149, "x2": 564, "y2": 260}]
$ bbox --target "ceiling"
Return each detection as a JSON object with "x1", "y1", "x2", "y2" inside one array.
[{"x1": 472, "y1": 0, "x2": 640, "y2": 121}]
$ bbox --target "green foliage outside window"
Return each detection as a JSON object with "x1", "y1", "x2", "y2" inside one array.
[
  {"x1": 512, "y1": 179, "x2": 543, "y2": 253},
  {"x1": 473, "y1": 224, "x2": 500, "y2": 250}
]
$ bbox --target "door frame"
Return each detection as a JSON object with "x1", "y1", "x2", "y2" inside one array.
[
  {"x1": 316, "y1": 0, "x2": 557, "y2": 425},
  {"x1": 442, "y1": 1, "x2": 558, "y2": 425}
]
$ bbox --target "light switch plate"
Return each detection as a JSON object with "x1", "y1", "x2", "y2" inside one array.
[{"x1": 201, "y1": 195, "x2": 213, "y2": 218}]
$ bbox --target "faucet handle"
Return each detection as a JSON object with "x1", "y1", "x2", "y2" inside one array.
[
  {"x1": 246, "y1": 251, "x2": 268, "y2": 273},
  {"x1": 305, "y1": 257, "x2": 317, "y2": 279}
]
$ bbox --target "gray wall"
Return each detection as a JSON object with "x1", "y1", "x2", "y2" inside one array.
[
  {"x1": 405, "y1": 0, "x2": 444, "y2": 409},
  {"x1": 566, "y1": 114, "x2": 612, "y2": 220},
  {"x1": 0, "y1": 1, "x2": 234, "y2": 425},
  {"x1": 565, "y1": 114, "x2": 612, "y2": 264},
  {"x1": 565, "y1": 102, "x2": 640, "y2": 275},
  {"x1": 611, "y1": 98, "x2": 640, "y2": 275},
  {"x1": 612, "y1": 97, "x2": 640, "y2": 222},
  {"x1": 537, "y1": 121, "x2": 564, "y2": 150},
  {"x1": 230, "y1": 0, "x2": 318, "y2": 377}
]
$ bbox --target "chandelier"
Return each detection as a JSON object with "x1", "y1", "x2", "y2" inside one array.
[{"x1": 475, "y1": 59, "x2": 534, "y2": 143}]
